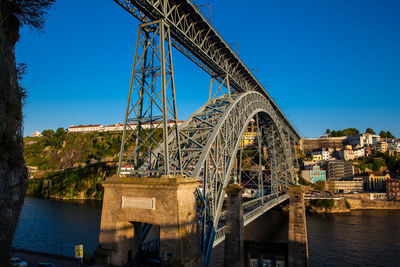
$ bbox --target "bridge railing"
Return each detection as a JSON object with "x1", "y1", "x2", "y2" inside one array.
[{"x1": 214, "y1": 193, "x2": 289, "y2": 247}]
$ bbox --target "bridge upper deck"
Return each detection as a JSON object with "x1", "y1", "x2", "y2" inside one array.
[{"x1": 114, "y1": 0, "x2": 300, "y2": 140}]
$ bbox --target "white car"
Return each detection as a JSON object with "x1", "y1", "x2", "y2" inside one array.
[{"x1": 10, "y1": 257, "x2": 28, "y2": 267}]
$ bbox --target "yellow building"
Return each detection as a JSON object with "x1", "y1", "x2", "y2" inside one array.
[
  {"x1": 242, "y1": 132, "x2": 258, "y2": 147},
  {"x1": 312, "y1": 154, "x2": 322, "y2": 161},
  {"x1": 367, "y1": 173, "x2": 390, "y2": 192}
]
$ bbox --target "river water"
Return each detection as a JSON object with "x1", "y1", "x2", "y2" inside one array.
[{"x1": 14, "y1": 196, "x2": 400, "y2": 266}]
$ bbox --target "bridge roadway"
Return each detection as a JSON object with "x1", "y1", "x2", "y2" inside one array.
[
  {"x1": 114, "y1": 0, "x2": 299, "y2": 140},
  {"x1": 213, "y1": 193, "x2": 289, "y2": 247}
]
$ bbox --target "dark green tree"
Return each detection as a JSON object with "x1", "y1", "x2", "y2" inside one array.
[
  {"x1": 41, "y1": 129, "x2": 55, "y2": 137},
  {"x1": 330, "y1": 128, "x2": 359, "y2": 137},
  {"x1": 386, "y1": 131, "x2": 395, "y2": 139},
  {"x1": 0, "y1": 0, "x2": 55, "y2": 264},
  {"x1": 365, "y1": 128, "x2": 375, "y2": 134},
  {"x1": 379, "y1": 130, "x2": 395, "y2": 138}
]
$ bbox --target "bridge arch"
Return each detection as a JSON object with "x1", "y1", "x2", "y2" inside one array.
[{"x1": 185, "y1": 91, "x2": 295, "y2": 227}]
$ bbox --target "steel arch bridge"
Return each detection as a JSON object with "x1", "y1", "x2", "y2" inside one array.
[{"x1": 113, "y1": 0, "x2": 300, "y2": 264}]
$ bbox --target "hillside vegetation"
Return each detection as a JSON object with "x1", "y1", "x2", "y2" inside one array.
[
  {"x1": 27, "y1": 162, "x2": 115, "y2": 200},
  {"x1": 24, "y1": 128, "x2": 128, "y2": 199},
  {"x1": 25, "y1": 128, "x2": 123, "y2": 171},
  {"x1": 353, "y1": 151, "x2": 400, "y2": 175}
]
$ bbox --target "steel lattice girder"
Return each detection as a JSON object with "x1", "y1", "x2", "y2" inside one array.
[
  {"x1": 118, "y1": 20, "x2": 183, "y2": 176},
  {"x1": 114, "y1": 0, "x2": 300, "y2": 142},
  {"x1": 153, "y1": 91, "x2": 296, "y2": 227}
]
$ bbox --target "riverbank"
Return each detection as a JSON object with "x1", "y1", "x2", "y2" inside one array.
[
  {"x1": 306, "y1": 197, "x2": 400, "y2": 213},
  {"x1": 12, "y1": 248, "x2": 101, "y2": 267}
]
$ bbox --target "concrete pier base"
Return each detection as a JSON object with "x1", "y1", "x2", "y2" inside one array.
[
  {"x1": 224, "y1": 184, "x2": 244, "y2": 267},
  {"x1": 96, "y1": 175, "x2": 201, "y2": 266},
  {"x1": 288, "y1": 186, "x2": 309, "y2": 267}
]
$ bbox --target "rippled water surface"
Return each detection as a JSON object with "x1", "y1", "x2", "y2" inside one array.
[
  {"x1": 13, "y1": 196, "x2": 102, "y2": 256},
  {"x1": 14, "y1": 197, "x2": 400, "y2": 266},
  {"x1": 307, "y1": 210, "x2": 400, "y2": 266}
]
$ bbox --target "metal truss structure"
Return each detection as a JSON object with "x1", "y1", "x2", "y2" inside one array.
[{"x1": 114, "y1": 0, "x2": 301, "y2": 265}]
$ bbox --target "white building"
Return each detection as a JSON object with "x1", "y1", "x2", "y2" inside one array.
[
  {"x1": 321, "y1": 150, "x2": 330, "y2": 160},
  {"x1": 348, "y1": 133, "x2": 380, "y2": 147},
  {"x1": 353, "y1": 147, "x2": 365, "y2": 159},
  {"x1": 339, "y1": 148, "x2": 354, "y2": 161},
  {"x1": 103, "y1": 123, "x2": 125, "y2": 132},
  {"x1": 68, "y1": 124, "x2": 104, "y2": 133},
  {"x1": 31, "y1": 130, "x2": 42, "y2": 137},
  {"x1": 67, "y1": 121, "x2": 184, "y2": 133},
  {"x1": 388, "y1": 141, "x2": 400, "y2": 152},
  {"x1": 311, "y1": 150, "x2": 330, "y2": 161}
]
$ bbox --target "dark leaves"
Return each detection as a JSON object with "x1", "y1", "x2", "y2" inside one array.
[{"x1": 1, "y1": 0, "x2": 56, "y2": 43}]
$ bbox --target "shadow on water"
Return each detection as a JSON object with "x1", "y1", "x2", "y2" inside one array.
[
  {"x1": 245, "y1": 208, "x2": 288, "y2": 243},
  {"x1": 13, "y1": 197, "x2": 400, "y2": 266}
]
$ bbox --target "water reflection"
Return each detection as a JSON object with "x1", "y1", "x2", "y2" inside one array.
[{"x1": 14, "y1": 197, "x2": 400, "y2": 266}]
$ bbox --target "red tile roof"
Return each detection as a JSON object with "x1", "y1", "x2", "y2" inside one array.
[{"x1": 69, "y1": 124, "x2": 103, "y2": 128}]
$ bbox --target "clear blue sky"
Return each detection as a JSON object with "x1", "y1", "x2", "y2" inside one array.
[{"x1": 17, "y1": 0, "x2": 400, "y2": 138}]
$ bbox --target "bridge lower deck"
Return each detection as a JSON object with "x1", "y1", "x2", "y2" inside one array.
[{"x1": 214, "y1": 193, "x2": 289, "y2": 247}]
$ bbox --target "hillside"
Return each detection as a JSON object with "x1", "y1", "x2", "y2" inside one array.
[{"x1": 24, "y1": 129, "x2": 128, "y2": 199}]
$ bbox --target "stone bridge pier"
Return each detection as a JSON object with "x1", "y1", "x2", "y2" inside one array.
[{"x1": 95, "y1": 175, "x2": 201, "y2": 266}]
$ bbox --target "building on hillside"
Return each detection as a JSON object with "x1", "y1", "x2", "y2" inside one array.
[
  {"x1": 366, "y1": 173, "x2": 391, "y2": 192},
  {"x1": 365, "y1": 146, "x2": 372, "y2": 157},
  {"x1": 67, "y1": 121, "x2": 184, "y2": 133},
  {"x1": 322, "y1": 149, "x2": 331, "y2": 160},
  {"x1": 104, "y1": 123, "x2": 125, "y2": 131},
  {"x1": 327, "y1": 180, "x2": 364, "y2": 194},
  {"x1": 339, "y1": 147, "x2": 354, "y2": 161},
  {"x1": 311, "y1": 153, "x2": 322, "y2": 161},
  {"x1": 242, "y1": 132, "x2": 258, "y2": 147},
  {"x1": 311, "y1": 149, "x2": 330, "y2": 161},
  {"x1": 301, "y1": 137, "x2": 348, "y2": 153},
  {"x1": 347, "y1": 133, "x2": 380, "y2": 147},
  {"x1": 373, "y1": 142, "x2": 388, "y2": 153},
  {"x1": 323, "y1": 160, "x2": 354, "y2": 181},
  {"x1": 301, "y1": 165, "x2": 326, "y2": 184},
  {"x1": 68, "y1": 124, "x2": 105, "y2": 133},
  {"x1": 27, "y1": 166, "x2": 38, "y2": 179},
  {"x1": 388, "y1": 141, "x2": 400, "y2": 152},
  {"x1": 353, "y1": 147, "x2": 365, "y2": 159},
  {"x1": 386, "y1": 179, "x2": 400, "y2": 201},
  {"x1": 302, "y1": 161, "x2": 321, "y2": 168},
  {"x1": 31, "y1": 130, "x2": 42, "y2": 137}
]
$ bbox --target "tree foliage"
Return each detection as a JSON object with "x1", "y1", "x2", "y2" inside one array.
[
  {"x1": 1, "y1": 0, "x2": 56, "y2": 45},
  {"x1": 365, "y1": 128, "x2": 375, "y2": 134},
  {"x1": 27, "y1": 162, "x2": 116, "y2": 200},
  {"x1": 330, "y1": 128, "x2": 359, "y2": 137},
  {"x1": 379, "y1": 130, "x2": 396, "y2": 138},
  {"x1": 41, "y1": 129, "x2": 54, "y2": 137}
]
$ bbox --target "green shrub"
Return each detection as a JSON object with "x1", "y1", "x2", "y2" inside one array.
[
  {"x1": 312, "y1": 199, "x2": 334, "y2": 209},
  {"x1": 344, "y1": 199, "x2": 351, "y2": 209}
]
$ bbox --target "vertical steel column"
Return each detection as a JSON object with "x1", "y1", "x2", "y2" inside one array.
[
  {"x1": 117, "y1": 27, "x2": 142, "y2": 175},
  {"x1": 293, "y1": 138, "x2": 300, "y2": 168},
  {"x1": 256, "y1": 114, "x2": 263, "y2": 197},
  {"x1": 135, "y1": 33, "x2": 149, "y2": 167},
  {"x1": 160, "y1": 20, "x2": 170, "y2": 174},
  {"x1": 238, "y1": 145, "x2": 243, "y2": 184},
  {"x1": 117, "y1": 19, "x2": 182, "y2": 176},
  {"x1": 269, "y1": 126, "x2": 279, "y2": 194}
]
